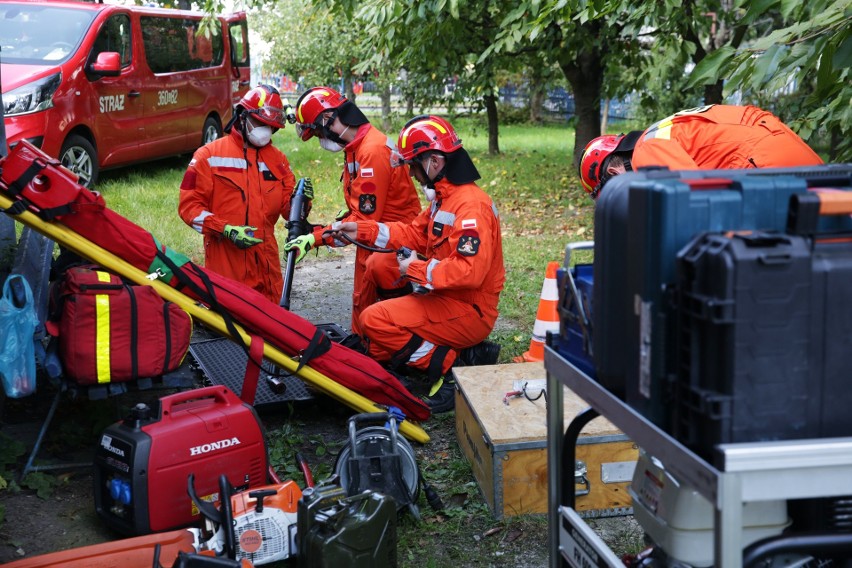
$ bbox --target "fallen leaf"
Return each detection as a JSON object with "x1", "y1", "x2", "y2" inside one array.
[{"x1": 482, "y1": 527, "x2": 502, "y2": 538}]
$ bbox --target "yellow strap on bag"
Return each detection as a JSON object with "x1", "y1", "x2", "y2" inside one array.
[{"x1": 95, "y1": 271, "x2": 112, "y2": 384}]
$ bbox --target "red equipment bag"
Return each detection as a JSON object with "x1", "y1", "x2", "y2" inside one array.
[{"x1": 47, "y1": 266, "x2": 192, "y2": 385}]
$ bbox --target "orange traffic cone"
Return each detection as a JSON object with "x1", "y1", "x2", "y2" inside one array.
[{"x1": 514, "y1": 261, "x2": 560, "y2": 362}]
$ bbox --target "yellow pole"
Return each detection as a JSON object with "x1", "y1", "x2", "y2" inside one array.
[{"x1": 0, "y1": 194, "x2": 429, "y2": 444}]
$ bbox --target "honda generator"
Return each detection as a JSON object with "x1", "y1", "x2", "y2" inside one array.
[{"x1": 94, "y1": 386, "x2": 269, "y2": 536}]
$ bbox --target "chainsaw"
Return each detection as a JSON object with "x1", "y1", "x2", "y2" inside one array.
[{"x1": 4, "y1": 473, "x2": 302, "y2": 568}]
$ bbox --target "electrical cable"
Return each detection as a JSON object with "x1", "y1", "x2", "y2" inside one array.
[{"x1": 327, "y1": 229, "x2": 397, "y2": 253}]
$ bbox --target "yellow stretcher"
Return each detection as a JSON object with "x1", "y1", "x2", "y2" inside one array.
[{"x1": 0, "y1": 191, "x2": 429, "y2": 444}]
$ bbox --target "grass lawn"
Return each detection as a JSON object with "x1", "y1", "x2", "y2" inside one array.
[{"x1": 97, "y1": 116, "x2": 596, "y2": 362}]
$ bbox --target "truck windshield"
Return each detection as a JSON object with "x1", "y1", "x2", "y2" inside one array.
[{"x1": 0, "y1": 4, "x2": 95, "y2": 65}]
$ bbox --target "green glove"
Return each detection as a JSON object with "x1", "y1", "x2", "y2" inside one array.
[
  {"x1": 300, "y1": 177, "x2": 314, "y2": 201},
  {"x1": 223, "y1": 225, "x2": 262, "y2": 249},
  {"x1": 284, "y1": 234, "x2": 315, "y2": 263},
  {"x1": 334, "y1": 208, "x2": 349, "y2": 221}
]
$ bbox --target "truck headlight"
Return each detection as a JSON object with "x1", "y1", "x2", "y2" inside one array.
[{"x1": 3, "y1": 72, "x2": 61, "y2": 116}]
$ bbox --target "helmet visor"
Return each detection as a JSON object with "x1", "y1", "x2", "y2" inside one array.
[
  {"x1": 296, "y1": 122, "x2": 318, "y2": 141},
  {"x1": 249, "y1": 106, "x2": 287, "y2": 129}
]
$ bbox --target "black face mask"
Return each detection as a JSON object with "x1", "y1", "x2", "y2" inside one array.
[{"x1": 318, "y1": 110, "x2": 348, "y2": 145}]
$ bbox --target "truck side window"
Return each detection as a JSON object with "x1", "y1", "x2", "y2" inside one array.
[
  {"x1": 228, "y1": 20, "x2": 249, "y2": 67},
  {"x1": 91, "y1": 14, "x2": 132, "y2": 68}
]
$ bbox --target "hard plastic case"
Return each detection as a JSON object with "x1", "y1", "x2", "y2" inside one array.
[
  {"x1": 674, "y1": 194, "x2": 852, "y2": 460},
  {"x1": 593, "y1": 165, "x2": 852, "y2": 429}
]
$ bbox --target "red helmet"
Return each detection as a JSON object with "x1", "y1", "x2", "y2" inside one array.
[
  {"x1": 238, "y1": 85, "x2": 288, "y2": 129},
  {"x1": 396, "y1": 115, "x2": 461, "y2": 162},
  {"x1": 295, "y1": 87, "x2": 348, "y2": 141},
  {"x1": 579, "y1": 134, "x2": 622, "y2": 196}
]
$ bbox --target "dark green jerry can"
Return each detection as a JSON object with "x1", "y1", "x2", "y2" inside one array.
[{"x1": 297, "y1": 483, "x2": 397, "y2": 568}]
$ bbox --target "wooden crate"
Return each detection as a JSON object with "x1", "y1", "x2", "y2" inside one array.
[{"x1": 454, "y1": 361, "x2": 637, "y2": 520}]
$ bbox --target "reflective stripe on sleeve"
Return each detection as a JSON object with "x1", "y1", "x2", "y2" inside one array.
[
  {"x1": 426, "y1": 259, "x2": 440, "y2": 284},
  {"x1": 375, "y1": 223, "x2": 390, "y2": 249},
  {"x1": 192, "y1": 210, "x2": 214, "y2": 233}
]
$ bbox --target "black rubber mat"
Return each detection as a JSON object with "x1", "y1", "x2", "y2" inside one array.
[{"x1": 189, "y1": 337, "x2": 314, "y2": 406}]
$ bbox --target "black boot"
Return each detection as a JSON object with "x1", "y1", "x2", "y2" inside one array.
[
  {"x1": 394, "y1": 369, "x2": 456, "y2": 414},
  {"x1": 422, "y1": 377, "x2": 456, "y2": 413},
  {"x1": 456, "y1": 340, "x2": 501, "y2": 367},
  {"x1": 339, "y1": 333, "x2": 368, "y2": 354}
]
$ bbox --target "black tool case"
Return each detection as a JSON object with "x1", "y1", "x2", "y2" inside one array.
[
  {"x1": 673, "y1": 191, "x2": 852, "y2": 461},
  {"x1": 592, "y1": 165, "x2": 852, "y2": 431}
]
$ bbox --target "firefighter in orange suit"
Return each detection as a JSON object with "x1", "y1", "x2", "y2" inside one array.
[
  {"x1": 179, "y1": 84, "x2": 304, "y2": 304},
  {"x1": 579, "y1": 104, "x2": 824, "y2": 198},
  {"x1": 332, "y1": 115, "x2": 505, "y2": 413},
  {"x1": 284, "y1": 87, "x2": 421, "y2": 335}
]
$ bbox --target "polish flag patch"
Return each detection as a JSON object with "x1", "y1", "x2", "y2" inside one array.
[
  {"x1": 461, "y1": 218, "x2": 477, "y2": 229},
  {"x1": 361, "y1": 167, "x2": 374, "y2": 178}
]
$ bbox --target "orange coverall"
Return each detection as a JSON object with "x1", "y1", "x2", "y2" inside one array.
[
  {"x1": 178, "y1": 129, "x2": 296, "y2": 304},
  {"x1": 310, "y1": 123, "x2": 421, "y2": 334},
  {"x1": 632, "y1": 105, "x2": 824, "y2": 170},
  {"x1": 353, "y1": 178, "x2": 505, "y2": 380}
]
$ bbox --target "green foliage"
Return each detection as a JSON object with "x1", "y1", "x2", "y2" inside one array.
[
  {"x1": 354, "y1": 0, "x2": 527, "y2": 131},
  {"x1": 20, "y1": 472, "x2": 59, "y2": 500},
  {"x1": 496, "y1": 103, "x2": 529, "y2": 125},
  {"x1": 0, "y1": 433, "x2": 26, "y2": 490},
  {"x1": 688, "y1": 0, "x2": 851, "y2": 160},
  {"x1": 253, "y1": 0, "x2": 365, "y2": 91},
  {"x1": 266, "y1": 422, "x2": 337, "y2": 485},
  {"x1": 0, "y1": 433, "x2": 25, "y2": 473}
]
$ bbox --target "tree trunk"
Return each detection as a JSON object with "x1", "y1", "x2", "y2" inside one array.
[
  {"x1": 485, "y1": 93, "x2": 500, "y2": 155},
  {"x1": 703, "y1": 79, "x2": 724, "y2": 105},
  {"x1": 342, "y1": 65, "x2": 355, "y2": 103},
  {"x1": 406, "y1": 96, "x2": 414, "y2": 116},
  {"x1": 381, "y1": 85, "x2": 392, "y2": 132},
  {"x1": 559, "y1": 48, "x2": 604, "y2": 168},
  {"x1": 601, "y1": 98, "x2": 610, "y2": 133},
  {"x1": 528, "y1": 66, "x2": 545, "y2": 124}
]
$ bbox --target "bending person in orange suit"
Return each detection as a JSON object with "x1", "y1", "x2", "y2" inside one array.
[{"x1": 579, "y1": 104, "x2": 824, "y2": 199}]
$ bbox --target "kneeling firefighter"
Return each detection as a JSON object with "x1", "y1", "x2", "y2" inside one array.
[{"x1": 332, "y1": 115, "x2": 504, "y2": 413}]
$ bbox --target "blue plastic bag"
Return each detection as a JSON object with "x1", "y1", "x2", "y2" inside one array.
[{"x1": 0, "y1": 274, "x2": 39, "y2": 397}]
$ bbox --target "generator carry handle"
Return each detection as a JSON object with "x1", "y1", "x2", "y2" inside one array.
[
  {"x1": 787, "y1": 191, "x2": 852, "y2": 236},
  {"x1": 160, "y1": 386, "x2": 236, "y2": 415}
]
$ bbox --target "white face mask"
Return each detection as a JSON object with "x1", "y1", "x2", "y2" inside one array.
[
  {"x1": 319, "y1": 138, "x2": 344, "y2": 152},
  {"x1": 421, "y1": 184, "x2": 436, "y2": 202},
  {"x1": 247, "y1": 123, "x2": 272, "y2": 147}
]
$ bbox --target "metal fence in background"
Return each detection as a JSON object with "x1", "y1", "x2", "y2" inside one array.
[
  {"x1": 258, "y1": 72, "x2": 637, "y2": 124},
  {"x1": 499, "y1": 85, "x2": 636, "y2": 124}
]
